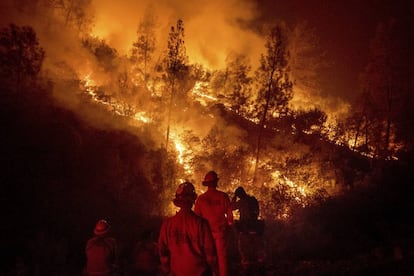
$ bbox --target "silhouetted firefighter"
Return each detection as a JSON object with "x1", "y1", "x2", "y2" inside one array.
[
  {"x1": 84, "y1": 219, "x2": 119, "y2": 276},
  {"x1": 130, "y1": 230, "x2": 160, "y2": 275},
  {"x1": 158, "y1": 182, "x2": 218, "y2": 276},
  {"x1": 232, "y1": 187, "x2": 265, "y2": 275},
  {"x1": 195, "y1": 171, "x2": 234, "y2": 276}
]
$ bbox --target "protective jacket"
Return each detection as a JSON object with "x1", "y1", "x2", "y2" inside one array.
[
  {"x1": 158, "y1": 208, "x2": 218, "y2": 276},
  {"x1": 194, "y1": 188, "x2": 233, "y2": 237},
  {"x1": 195, "y1": 187, "x2": 233, "y2": 276},
  {"x1": 85, "y1": 236, "x2": 117, "y2": 276}
]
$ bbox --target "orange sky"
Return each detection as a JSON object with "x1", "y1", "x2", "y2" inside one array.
[
  {"x1": 91, "y1": 0, "x2": 265, "y2": 69},
  {"x1": 1, "y1": 0, "x2": 410, "y2": 121}
]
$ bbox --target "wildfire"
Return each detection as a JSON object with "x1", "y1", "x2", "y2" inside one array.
[
  {"x1": 191, "y1": 81, "x2": 217, "y2": 106},
  {"x1": 81, "y1": 74, "x2": 195, "y2": 177},
  {"x1": 81, "y1": 71, "x2": 339, "y2": 219},
  {"x1": 83, "y1": 74, "x2": 97, "y2": 96},
  {"x1": 134, "y1": 111, "x2": 151, "y2": 123},
  {"x1": 81, "y1": 73, "x2": 110, "y2": 107},
  {"x1": 173, "y1": 135, "x2": 185, "y2": 164},
  {"x1": 170, "y1": 131, "x2": 193, "y2": 175},
  {"x1": 272, "y1": 170, "x2": 308, "y2": 205},
  {"x1": 5, "y1": 0, "x2": 402, "y2": 226},
  {"x1": 271, "y1": 170, "x2": 310, "y2": 220}
]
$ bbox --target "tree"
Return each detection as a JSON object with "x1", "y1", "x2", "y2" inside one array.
[
  {"x1": 357, "y1": 18, "x2": 408, "y2": 158},
  {"x1": 294, "y1": 107, "x2": 327, "y2": 135},
  {"x1": 288, "y1": 22, "x2": 328, "y2": 109},
  {"x1": 253, "y1": 24, "x2": 293, "y2": 182},
  {"x1": 209, "y1": 69, "x2": 228, "y2": 96},
  {"x1": 163, "y1": 19, "x2": 189, "y2": 150},
  {"x1": 46, "y1": 0, "x2": 93, "y2": 33},
  {"x1": 130, "y1": 8, "x2": 157, "y2": 86},
  {"x1": 346, "y1": 89, "x2": 378, "y2": 155},
  {"x1": 82, "y1": 36, "x2": 118, "y2": 72},
  {"x1": 222, "y1": 53, "x2": 253, "y2": 116},
  {"x1": 0, "y1": 24, "x2": 45, "y2": 87}
]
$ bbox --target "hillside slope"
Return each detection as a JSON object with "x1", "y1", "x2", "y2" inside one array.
[
  {"x1": 1, "y1": 84, "x2": 164, "y2": 273},
  {"x1": 2, "y1": 83, "x2": 414, "y2": 274}
]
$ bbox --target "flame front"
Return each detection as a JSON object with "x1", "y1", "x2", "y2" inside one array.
[{"x1": 48, "y1": 5, "x2": 359, "y2": 219}]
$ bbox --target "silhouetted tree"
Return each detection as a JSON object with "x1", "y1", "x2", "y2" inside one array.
[
  {"x1": 130, "y1": 8, "x2": 157, "y2": 86},
  {"x1": 163, "y1": 19, "x2": 189, "y2": 150},
  {"x1": 0, "y1": 24, "x2": 45, "y2": 87},
  {"x1": 82, "y1": 36, "x2": 118, "y2": 72},
  {"x1": 198, "y1": 124, "x2": 249, "y2": 190},
  {"x1": 46, "y1": 0, "x2": 93, "y2": 33},
  {"x1": 253, "y1": 24, "x2": 293, "y2": 182},
  {"x1": 346, "y1": 89, "x2": 377, "y2": 154},
  {"x1": 209, "y1": 69, "x2": 228, "y2": 96},
  {"x1": 357, "y1": 18, "x2": 408, "y2": 158},
  {"x1": 222, "y1": 53, "x2": 253, "y2": 116},
  {"x1": 288, "y1": 22, "x2": 327, "y2": 104},
  {"x1": 294, "y1": 108, "x2": 327, "y2": 135}
]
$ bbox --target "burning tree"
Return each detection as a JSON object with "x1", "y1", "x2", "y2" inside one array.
[
  {"x1": 163, "y1": 19, "x2": 189, "y2": 151},
  {"x1": 82, "y1": 36, "x2": 118, "y2": 72},
  {"x1": 130, "y1": 7, "x2": 157, "y2": 87},
  {"x1": 252, "y1": 24, "x2": 293, "y2": 183},
  {"x1": 294, "y1": 107, "x2": 327, "y2": 136},
  {"x1": 288, "y1": 22, "x2": 327, "y2": 108},
  {"x1": 218, "y1": 53, "x2": 253, "y2": 116}
]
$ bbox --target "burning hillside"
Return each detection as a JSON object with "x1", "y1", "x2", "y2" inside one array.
[
  {"x1": 2, "y1": 0, "x2": 412, "y2": 220},
  {"x1": 2, "y1": 0, "x2": 414, "y2": 274}
]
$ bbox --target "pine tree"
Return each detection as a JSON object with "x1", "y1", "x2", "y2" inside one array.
[
  {"x1": 358, "y1": 19, "x2": 406, "y2": 158},
  {"x1": 164, "y1": 19, "x2": 188, "y2": 150},
  {"x1": 0, "y1": 24, "x2": 45, "y2": 87},
  {"x1": 223, "y1": 53, "x2": 253, "y2": 116},
  {"x1": 131, "y1": 9, "x2": 157, "y2": 86},
  {"x1": 253, "y1": 24, "x2": 293, "y2": 183}
]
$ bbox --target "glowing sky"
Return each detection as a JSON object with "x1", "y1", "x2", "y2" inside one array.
[
  {"x1": 1, "y1": 0, "x2": 411, "y2": 115},
  {"x1": 88, "y1": 0, "x2": 411, "y2": 112},
  {"x1": 91, "y1": 0, "x2": 264, "y2": 69}
]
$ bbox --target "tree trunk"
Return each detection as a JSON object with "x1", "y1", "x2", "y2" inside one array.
[
  {"x1": 353, "y1": 117, "x2": 362, "y2": 150},
  {"x1": 165, "y1": 78, "x2": 175, "y2": 151},
  {"x1": 253, "y1": 68, "x2": 275, "y2": 184},
  {"x1": 384, "y1": 85, "x2": 392, "y2": 158}
]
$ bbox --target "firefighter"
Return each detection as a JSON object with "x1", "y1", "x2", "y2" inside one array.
[
  {"x1": 130, "y1": 230, "x2": 160, "y2": 275},
  {"x1": 232, "y1": 187, "x2": 265, "y2": 275},
  {"x1": 158, "y1": 182, "x2": 218, "y2": 276},
  {"x1": 84, "y1": 219, "x2": 119, "y2": 276},
  {"x1": 195, "y1": 171, "x2": 234, "y2": 276}
]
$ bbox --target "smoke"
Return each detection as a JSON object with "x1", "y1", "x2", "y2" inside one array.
[
  {"x1": 1, "y1": 0, "x2": 364, "y2": 221},
  {"x1": 82, "y1": 0, "x2": 266, "y2": 146},
  {"x1": 1, "y1": 0, "x2": 352, "y2": 132},
  {"x1": 92, "y1": 0, "x2": 264, "y2": 69}
]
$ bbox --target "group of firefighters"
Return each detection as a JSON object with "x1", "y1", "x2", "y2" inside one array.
[{"x1": 84, "y1": 171, "x2": 265, "y2": 276}]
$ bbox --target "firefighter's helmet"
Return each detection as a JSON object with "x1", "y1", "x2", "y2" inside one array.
[
  {"x1": 173, "y1": 182, "x2": 197, "y2": 207},
  {"x1": 94, "y1": 219, "x2": 111, "y2": 236},
  {"x1": 202, "y1": 171, "x2": 219, "y2": 186}
]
